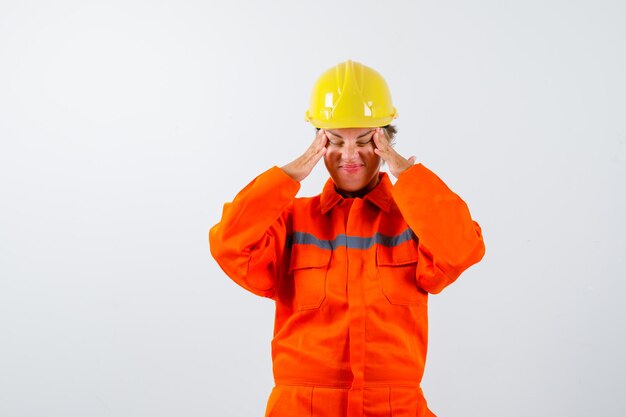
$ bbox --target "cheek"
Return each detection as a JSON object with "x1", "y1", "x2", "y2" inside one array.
[
  {"x1": 323, "y1": 152, "x2": 333, "y2": 171},
  {"x1": 359, "y1": 147, "x2": 378, "y2": 163},
  {"x1": 324, "y1": 147, "x2": 341, "y2": 160}
]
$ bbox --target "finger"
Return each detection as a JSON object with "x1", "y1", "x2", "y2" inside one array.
[
  {"x1": 308, "y1": 143, "x2": 326, "y2": 167},
  {"x1": 373, "y1": 128, "x2": 389, "y2": 151},
  {"x1": 307, "y1": 130, "x2": 326, "y2": 154},
  {"x1": 316, "y1": 145, "x2": 327, "y2": 159},
  {"x1": 309, "y1": 131, "x2": 327, "y2": 158},
  {"x1": 373, "y1": 147, "x2": 388, "y2": 162},
  {"x1": 310, "y1": 129, "x2": 322, "y2": 145},
  {"x1": 318, "y1": 129, "x2": 327, "y2": 147},
  {"x1": 372, "y1": 129, "x2": 383, "y2": 148},
  {"x1": 311, "y1": 129, "x2": 326, "y2": 149},
  {"x1": 408, "y1": 156, "x2": 416, "y2": 165}
]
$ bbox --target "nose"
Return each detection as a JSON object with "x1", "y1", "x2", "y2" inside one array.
[{"x1": 340, "y1": 142, "x2": 359, "y2": 161}]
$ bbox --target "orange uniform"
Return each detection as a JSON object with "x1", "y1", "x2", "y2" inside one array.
[{"x1": 209, "y1": 163, "x2": 485, "y2": 417}]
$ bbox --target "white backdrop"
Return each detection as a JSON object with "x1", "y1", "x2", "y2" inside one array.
[{"x1": 1, "y1": 1, "x2": 625, "y2": 416}]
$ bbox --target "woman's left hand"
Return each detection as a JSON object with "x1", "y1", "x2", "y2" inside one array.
[{"x1": 372, "y1": 128, "x2": 417, "y2": 178}]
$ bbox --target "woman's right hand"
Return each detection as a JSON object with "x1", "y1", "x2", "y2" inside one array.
[{"x1": 281, "y1": 129, "x2": 328, "y2": 182}]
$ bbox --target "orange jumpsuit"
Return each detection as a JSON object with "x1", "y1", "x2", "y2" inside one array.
[{"x1": 209, "y1": 164, "x2": 485, "y2": 417}]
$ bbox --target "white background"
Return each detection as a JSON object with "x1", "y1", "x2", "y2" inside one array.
[{"x1": 1, "y1": 1, "x2": 625, "y2": 416}]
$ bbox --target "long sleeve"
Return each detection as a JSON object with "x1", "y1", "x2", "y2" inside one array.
[
  {"x1": 392, "y1": 163, "x2": 485, "y2": 294},
  {"x1": 209, "y1": 166, "x2": 300, "y2": 298}
]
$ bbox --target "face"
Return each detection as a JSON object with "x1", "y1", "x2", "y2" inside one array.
[{"x1": 323, "y1": 127, "x2": 381, "y2": 197}]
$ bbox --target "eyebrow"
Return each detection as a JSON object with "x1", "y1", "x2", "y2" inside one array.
[{"x1": 327, "y1": 129, "x2": 375, "y2": 139}]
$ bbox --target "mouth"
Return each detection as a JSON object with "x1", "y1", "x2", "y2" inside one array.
[{"x1": 339, "y1": 163, "x2": 364, "y2": 173}]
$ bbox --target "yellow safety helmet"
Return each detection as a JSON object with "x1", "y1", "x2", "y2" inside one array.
[{"x1": 305, "y1": 60, "x2": 397, "y2": 129}]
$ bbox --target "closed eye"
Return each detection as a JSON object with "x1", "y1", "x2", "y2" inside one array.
[{"x1": 357, "y1": 134, "x2": 374, "y2": 146}]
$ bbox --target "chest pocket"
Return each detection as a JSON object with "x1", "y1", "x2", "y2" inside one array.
[
  {"x1": 289, "y1": 245, "x2": 331, "y2": 310},
  {"x1": 377, "y1": 242, "x2": 427, "y2": 306}
]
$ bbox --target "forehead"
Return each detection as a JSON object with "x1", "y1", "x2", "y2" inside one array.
[{"x1": 326, "y1": 127, "x2": 374, "y2": 139}]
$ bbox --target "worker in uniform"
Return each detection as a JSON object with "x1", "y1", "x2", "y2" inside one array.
[{"x1": 209, "y1": 60, "x2": 486, "y2": 417}]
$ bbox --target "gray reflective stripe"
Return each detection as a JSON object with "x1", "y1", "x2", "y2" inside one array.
[{"x1": 289, "y1": 228, "x2": 416, "y2": 250}]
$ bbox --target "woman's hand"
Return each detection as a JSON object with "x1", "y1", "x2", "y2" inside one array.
[
  {"x1": 281, "y1": 129, "x2": 328, "y2": 182},
  {"x1": 373, "y1": 127, "x2": 416, "y2": 178}
]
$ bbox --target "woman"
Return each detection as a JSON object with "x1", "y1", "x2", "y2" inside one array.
[{"x1": 209, "y1": 60, "x2": 485, "y2": 417}]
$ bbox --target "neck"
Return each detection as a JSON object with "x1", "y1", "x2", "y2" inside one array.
[{"x1": 336, "y1": 176, "x2": 380, "y2": 199}]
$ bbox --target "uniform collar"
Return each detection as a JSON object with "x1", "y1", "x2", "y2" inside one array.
[{"x1": 320, "y1": 172, "x2": 393, "y2": 214}]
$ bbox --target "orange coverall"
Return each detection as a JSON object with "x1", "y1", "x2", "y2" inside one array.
[{"x1": 209, "y1": 164, "x2": 485, "y2": 417}]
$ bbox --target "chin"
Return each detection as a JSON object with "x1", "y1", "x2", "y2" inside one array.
[{"x1": 336, "y1": 178, "x2": 366, "y2": 191}]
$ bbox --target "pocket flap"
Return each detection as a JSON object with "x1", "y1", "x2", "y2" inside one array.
[
  {"x1": 376, "y1": 240, "x2": 419, "y2": 266},
  {"x1": 289, "y1": 243, "x2": 332, "y2": 272}
]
